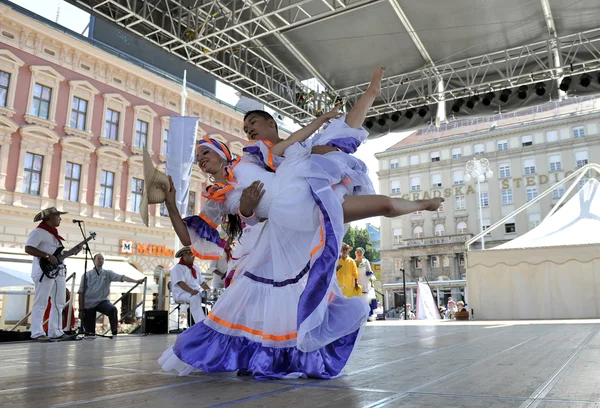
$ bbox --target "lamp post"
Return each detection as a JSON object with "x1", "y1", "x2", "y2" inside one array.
[{"x1": 464, "y1": 157, "x2": 494, "y2": 249}]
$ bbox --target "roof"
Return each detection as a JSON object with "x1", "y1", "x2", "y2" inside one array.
[{"x1": 496, "y1": 178, "x2": 600, "y2": 249}]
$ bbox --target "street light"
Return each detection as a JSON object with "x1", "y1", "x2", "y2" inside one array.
[{"x1": 464, "y1": 157, "x2": 494, "y2": 249}]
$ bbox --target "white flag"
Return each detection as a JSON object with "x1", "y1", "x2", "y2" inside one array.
[
  {"x1": 166, "y1": 116, "x2": 199, "y2": 216},
  {"x1": 415, "y1": 282, "x2": 441, "y2": 320}
]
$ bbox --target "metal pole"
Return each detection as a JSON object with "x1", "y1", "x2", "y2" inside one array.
[
  {"x1": 66, "y1": 272, "x2": 76, "y2": 331},
  {"x1": 476, "y1": 176, "x2": 485, "y2": 250},
  {"x1": 401, "y1": 268, "x2": 407, "y2": 320},
  {"x1": 141, "y1": 278, "x2": 148, "y2": 334},
  {"x1": 157, "y1": 268, "x2": 164, "y2": 311}
]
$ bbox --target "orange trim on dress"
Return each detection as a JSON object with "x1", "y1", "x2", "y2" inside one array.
[
  {"x1": 309, "y1": 223, "x2": 325, "y2": 260},
  {"x1": 199, "y1": 213, "x2": 218, "y2": 229},
  {"x1": 191, "y1": 247, "x2": 221, "y2": 261},
  {"x1": 208, "y1": 311, "x2": 297, "y2": 341}
]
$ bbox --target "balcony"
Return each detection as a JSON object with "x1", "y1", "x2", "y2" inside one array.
[{"x1": 401, "y1": 234, "x2": 473, "y2": 248}]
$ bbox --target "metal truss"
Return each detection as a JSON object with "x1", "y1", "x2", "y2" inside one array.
[
  {"x1": 67, "y1": 0, "x2": 378, "y2": 123},
  {"x1": 338, "y1": 28, "x2": 600, "y2": 117}
]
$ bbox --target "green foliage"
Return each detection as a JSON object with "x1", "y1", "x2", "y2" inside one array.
[{"x1": 342, "y1": 225, "x2": 380, "y2": 262}]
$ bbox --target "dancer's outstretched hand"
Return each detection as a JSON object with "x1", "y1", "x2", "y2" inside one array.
[
  {"x1": 321, "y1": 102, "x2": 344, "y2": 120},
  {"x1": 161, "y1": 176, "x2": 177, "y2": 205},
  {"x1": 240, "y1": 181, "x2": 265, "y2": 217}
]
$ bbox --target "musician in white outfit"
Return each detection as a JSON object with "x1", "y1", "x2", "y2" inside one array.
[
  {"x1": 25, "y1": 207, "x2": 82, "y2": 341},
  {"x1": 171, "y1": 246, "x2": 211, "y2": 324}
]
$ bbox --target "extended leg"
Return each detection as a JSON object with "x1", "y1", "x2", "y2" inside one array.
[
  {"x1": 342, "y1": 195, "x2": 443, "y2": 223},
  {"x1": 344, "y1": 67, "x2": 385, "y2": 129}
]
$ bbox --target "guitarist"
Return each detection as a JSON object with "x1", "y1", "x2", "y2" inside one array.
[{"x1": 25, "y1": 207, "x2": 83, "y2": 341}]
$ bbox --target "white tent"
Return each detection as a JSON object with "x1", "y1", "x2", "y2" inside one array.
[
  {"x1": 467, "y1": 178, "x2": 600, "y2": 320},
  {"x1": 0, "y1": 266, "x2": 34, "y2": 288}
]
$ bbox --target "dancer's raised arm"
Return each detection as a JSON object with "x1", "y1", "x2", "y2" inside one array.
[{"x1": 162, "y1": 176, "x2": 192, "y2": 246}]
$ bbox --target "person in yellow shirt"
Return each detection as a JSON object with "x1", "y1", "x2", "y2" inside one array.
[{"x1": 337, "y1": 243, "x2": 361, "y2": 297}]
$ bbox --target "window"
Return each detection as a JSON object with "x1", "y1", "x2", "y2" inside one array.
[
  {"x1": 457, "y1": 221, "x2": 468, "y2": 234},
  {"x1": 410, "y1": 155, "x2": 419, "y2": 166},
  {"x1": 99, "y1": 170, "x2": 114, "y2": 208},
  {"x1": 187, "y1": 191, "x2": 196, "y2": 216},
  {"x1": 431, "y1": 256, "x2": 439, "y2": 268},
  {"x1": 479, "y1": 192, "x2": 489, "y2": 207},
  {"x1": 548, "y1": 155, "x2": 562, "y2": 172},
  {"x1": 394, "y1": 259, "x2": 403, "y2": 271},
  {"x1": 523, "y1": 159, "x2": 536, "y2": 175},
  {"x1": 160, "y1": 202, "x2": 169, "y2": 217},
  {"x1": 499, "y1": 163, "x2": 511, "y2": 178},
  {"x1": 473, "y1": 143, "x2": 485, "y2": 155},
  {"x1": 131, "y1": 178, "x2": 144, "y2": 212},
  {"x1": 393, "y1": 228, "x2": 403, "y2": 245},
  {"x1": 390, "y1": 180, "x2": 401, "y2": 194},
  {"x1": 430, "y1": 151, "x2": 440, "y2": 162},
  {"x1": 526, "y1": 187, "x2": 538, "y2": 202},
  {"x1": 573, "y1": 126, "x2": 585, "y2": 138},
  {"x1": 390, "y1": 159, "x2": 399, "y2": 169},
  {"x1": 413, "y1": 226, "x2": 424, "y2": 239},
  {"x1": 452, "y1": 147, "x2": 462, "y2": 159},
  {"x1": 0, "y1": 71, "x2": 9, "y2": 108},
  {"x1": 453, "y1": 170, "x2": 464, "y2": 185},
  {"x1": 482, "y1": 219, "x2": 491, "y2": 236},
  {"x1": 134, "y1": 120, "x2": 149, "y2": 149},
  {"x1": 415, "y1": 258, "x2": 423, "y2": 269},
  {"x1": 521, "y1": 135, "x2": 533, "y2": 147},
  {"x1": 22, "y1": 152, "x2": 43, "y2": 195},
  {"x1": 497, "y1": 140, "x2": 508, "y2": 151},
  {"x1": 501, "y1": 189, "x2": 513, "y2": 205},
  {"x1": 31, "y1": 83, "x2": 52, "y2": 120},
  {"x1": 576, "y1": 151, "x2": 589, "y2": 168},
  {"x1": 63, "y1": 162, "x2": 81, "y2": 202},
  {"x1": 104, "y1": 109, "x2": 120, "y2": 140},
  {"x1": 455, "y1": 195, "x2": 466, "y2": 210},
  {"x1": 546, "y1": 130, "x2": 558, "y2": 143},
  {"x1": 505, "y1": 223, "x2": 516, "y2": 234},
  {"x1": 410, "y1": 176, "x2": 421, "y2": 191},
  {"x1": 459, "y1": 255, "x2": 465, "y2": 266},
  {"x1": 528, "y1": 213, "x2": 541, "y2": 229},
  {"x1": 431, "y1": 173, "x2": 442, "y2": 188},
  {"x1": 443, "y1": 256, "x2": 450, "y2": 268},
  {"x1": 552, "y1": 187, "x2": 564, "y2": 199},
  {"x1": 70, "y1": 97, "x2": 87, "y2": 130},
  {"x1": 434, "y1": 224, "x2": 445, "y2": 237}
]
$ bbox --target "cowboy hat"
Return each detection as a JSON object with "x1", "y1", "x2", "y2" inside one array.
[
  {"x1": 140, "y1": 149, "x2": 170, "y2": 226},
  {"x1": 175, "y1": 246, "x2": 192, "y2": 258},
  {"x1": 34, "y1": 207, "x2": 67, "y2": 222},
  {"x1": 341, "y1": 242, "x2": 353, "y2": 251}
]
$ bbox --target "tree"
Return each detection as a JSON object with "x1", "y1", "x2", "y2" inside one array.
[{"x1": 342, "y1": 225, "x2": 380, "y2": 263}]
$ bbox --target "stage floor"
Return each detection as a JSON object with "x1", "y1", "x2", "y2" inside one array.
[{"x1": 1, "y1": 320, "x2": 600, "y2": 408}]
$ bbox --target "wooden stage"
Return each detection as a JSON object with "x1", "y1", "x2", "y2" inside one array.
[{"x1": 1, "y1": 320, "x2": 600, "y2": 408}]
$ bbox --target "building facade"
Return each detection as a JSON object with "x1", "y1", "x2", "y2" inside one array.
[
  {"x1": 376, "y1": 98, "x2": 600, "y2": 304},
  {"x1": 0, "y1": 4, "x2": 262, "y2": 324}
]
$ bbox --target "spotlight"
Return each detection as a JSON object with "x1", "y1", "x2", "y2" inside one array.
[
  {"x1": 598, "y1": 72, "x2": 600, "y2": 84},
  {"x1": 482, "y1": 92, "x2": 495, "y2": 106},
  {"x1": 365, "y1": 119, "x2": 374, "y2": 129},
  {"x1": 405, "y1": 109, "x2": 415, "y2": 119},
  {"x1": 559, "y1": 76, "x2": 572, "y2": 92},
  {"x1": 391, "y1": 112, "x2": 401, "y2": 122},
  {"x1": 535, "y1": 82, "x2": 546, "y2": 96},
  {"x1": 377, "y1": 114, "x2": 389, "y2": 127},
  {"x1": 466, "y1": 95, "x2": 479, "y2": 109},
  {"x1": 517, "y1": 85, "x2": 528, "y2": 100},
  {"x1": 418, "y1": 106, "x2": 429, "y2": 118},
  {"x1": 499, "y1": 89, "x2": 512, "y2": 103},
  {"x1": 579, "y1": 74, "x2": 592, "y2": 87},
  {"x1": 451, "y1": 99, "x2": 465, "y2": 113}
]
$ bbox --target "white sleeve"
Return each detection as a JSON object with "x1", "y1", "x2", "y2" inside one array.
[
  {"x1": 170, "y1": 266, "x2": 184, "y2": 285},
  {"x1": 25, "y1": 229, "x2": 42, "y2": 249}
]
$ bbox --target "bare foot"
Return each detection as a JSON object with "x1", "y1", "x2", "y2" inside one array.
[
  {"x1": 420, "y1": 197, "x2": 445, "y2": 211},
  {"x1": 367, "y1": 67, "x2": 386, "y2": 96}
]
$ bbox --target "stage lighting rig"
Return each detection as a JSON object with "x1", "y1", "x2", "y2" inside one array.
[
  {"x1": 517, "y1": 85, "x2": 528, "y2": 100},
  {"x1": 499, "y1": 89, "x2": 512, "y2": 103},
  {"x1": 535, "y1": 83, "x2": 546, "y2": 96},
  {"x1": 559, "y1": 76, "x2": 572, "y2": 92},
  {"x1": 418, "y1": 106, "x2": 429, "y2": 118},
  {"x1": 451, "y1": 99, "x2": 465, "y2": 113},
  {"x1": 391, "y1": 112, "x2": 401, "y2": 122},
  {"x1": 377, "y1": 114, "x2": 389, "y2": 126},
  {"x1": 482, "y1": 92, "x2": 495, "y2": 106},
  {"x1": 405, "y1": 109, "x2": 415, "y2": 119},
  {"x1": 579, "y1": 74, "x2": 592, "y2": 87},
  {"x1": 466, "y1": 95, "x2": 479, "y2": 109}
]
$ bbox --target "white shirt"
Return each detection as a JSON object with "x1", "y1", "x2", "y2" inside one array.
[
  {"x1": 25, "y1": 228, "x2": 63, "y2": 280},
  {"x1": 170, "y1": 263, "x2": 205, "y2": 299},
  {"x1": 210, "y1": 256, "x2": 227, "y2": 289},
  {"x1": 356, "y1": 258, "x2": 375, "y2": 293}
]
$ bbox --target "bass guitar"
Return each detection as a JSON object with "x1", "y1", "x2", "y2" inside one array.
[{"x1": 39, "y1": 232, "x2": 97, "y2": 279}]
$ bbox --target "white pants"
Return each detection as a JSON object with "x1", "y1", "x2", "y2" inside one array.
[
  {"x1": 173, "y1": 292, "x2": 205, "y2": 324},
  {"x1": 31, "y1": 273, "x2": 66, "y2": 339}
]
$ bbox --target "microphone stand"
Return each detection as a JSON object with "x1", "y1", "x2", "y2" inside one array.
[{"x1": 75, "y1": 220, "x2": 112, "y2": 339}]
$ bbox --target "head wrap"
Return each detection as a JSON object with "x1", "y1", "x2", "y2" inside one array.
[
  {"x1": 196, "y1": 138, "x2": 233, "y2": 163},
  {"x1": 355, "y1": 247, "x2": 365, "y2": 254}
]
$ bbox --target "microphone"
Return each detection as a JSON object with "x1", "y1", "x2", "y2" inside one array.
[{"x1": 72, "y1": 219, "x2": 84, "y2": 224}]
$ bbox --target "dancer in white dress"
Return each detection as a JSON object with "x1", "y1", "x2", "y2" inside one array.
[{"x1": 158, "y1": 68, "x2": 444, "y2": 379}]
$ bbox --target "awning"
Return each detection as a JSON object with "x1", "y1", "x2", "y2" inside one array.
[{"x1": 0, "y1": 265, "x2": 34, "y2": 288}]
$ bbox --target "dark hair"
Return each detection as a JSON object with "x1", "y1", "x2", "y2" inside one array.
[
  {"x1": 243, "y1": 110, "x2": 278, "y2": 133},
  {"x1": 223, "y1": 214, "x2": 243, "y2": 246}
]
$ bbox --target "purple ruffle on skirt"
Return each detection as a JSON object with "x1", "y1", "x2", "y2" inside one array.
[
  {"x1": 326, "y1": 137, "x2": 362, "y2": 154},
  {"x1": 183, "y1": 215, "x2": 227, "y2": 248},
  {"x1": 172, "y1": 321, "x2": 360, "y2": 380}
]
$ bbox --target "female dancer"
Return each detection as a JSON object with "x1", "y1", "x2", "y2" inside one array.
[{"x1": 158, "y1": 70, "x2": 443, "y2": 380}]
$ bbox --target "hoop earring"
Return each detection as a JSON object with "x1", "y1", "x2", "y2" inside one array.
[{"x1": 208, "y1": 174, "x2": 216, "y2": 184}]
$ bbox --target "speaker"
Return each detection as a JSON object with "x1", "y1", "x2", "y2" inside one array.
[{"x1": 143, "y1": 310, "x2": 168, "y2": 334}]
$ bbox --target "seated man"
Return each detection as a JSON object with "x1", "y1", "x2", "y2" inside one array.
[
  {"x1": 78, "y1": 253, "x2": 144, "y2": 336},
  {"x1": 170, "y1": 246, "x2": 211, "y2": 324}
]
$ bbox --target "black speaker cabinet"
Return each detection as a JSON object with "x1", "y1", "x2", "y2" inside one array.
[{"x1": 143, "y1": 310, "x2": 168, "y2": 334}]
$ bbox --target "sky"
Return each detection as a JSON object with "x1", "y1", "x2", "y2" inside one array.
[{"x1": 9, "y1": 0, "x2": 409, "y2": 228}]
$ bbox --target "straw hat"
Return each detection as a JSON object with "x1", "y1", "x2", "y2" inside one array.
[
  {"x1": 175, "y1": 246, "x2": 192, "y2": 258},
  {"x1": 140, "y1": 149, "x2": 170, "y2": 226},
  {"x1": 33, "y1": 207, "x2": 68, "y2": 222},
  {"x1": 341, "y1": 242, "x2": 353, "y2": 251}
]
